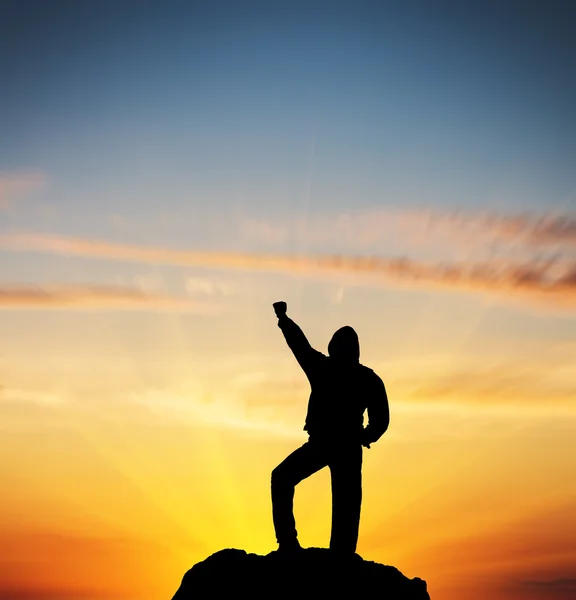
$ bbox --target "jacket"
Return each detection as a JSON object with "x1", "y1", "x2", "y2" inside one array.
[{"x1": 278, "y1": 315, "x2": 389, "y2": 445}]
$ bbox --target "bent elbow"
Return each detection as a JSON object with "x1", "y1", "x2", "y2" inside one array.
[{"x1": 376, "y1": 418, "x2": 390, "y2": 441}]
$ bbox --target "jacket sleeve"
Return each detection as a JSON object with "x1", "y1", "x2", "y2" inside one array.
[
  {"x1": 277, "y1": 315, "x2": 325, "y2": 379},
  {"x1": 362, "y1": 374, "x2": 390, "y2": 446}
]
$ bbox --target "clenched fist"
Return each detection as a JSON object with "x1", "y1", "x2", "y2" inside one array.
[{"x1": 273, "y1": 301, "x2": 287, "y2": 318}]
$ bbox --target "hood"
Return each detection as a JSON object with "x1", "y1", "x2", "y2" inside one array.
[{"x1": 328, "y1": 326, "x2": 360, "y2": 363}]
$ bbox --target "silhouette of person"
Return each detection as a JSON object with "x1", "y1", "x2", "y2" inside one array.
[{"x1": 271, "y1": 301, "x2": 389, "y2": 555}]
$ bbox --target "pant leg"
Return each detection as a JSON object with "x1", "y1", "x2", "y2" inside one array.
[
  {"x1": 271, "y1": 440, "x2": 328, "y2": 544},
  {"x1": 328, "y1": 444, "x2": 363, "y2": 553}
]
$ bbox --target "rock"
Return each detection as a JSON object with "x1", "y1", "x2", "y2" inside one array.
[{"x1": 172, "y1": 547, "x2": 430, "y2": 599}]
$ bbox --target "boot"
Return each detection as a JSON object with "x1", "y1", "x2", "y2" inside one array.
[{"x1": 276, "y1": 538, "x2": 303, "y2": 555}]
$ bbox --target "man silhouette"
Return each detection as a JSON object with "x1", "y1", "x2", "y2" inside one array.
[{"x1": 271, "y1": 301, "x2": 389, "y2": 555}]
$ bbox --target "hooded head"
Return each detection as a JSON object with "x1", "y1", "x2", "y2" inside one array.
[{"x1": 328, "y1": 326, "x2": 360, "y2": 363}]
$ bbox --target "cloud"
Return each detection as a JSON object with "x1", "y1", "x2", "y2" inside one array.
[
  {"x1": 131, "y1": 385, "x2": 304, "y2": 438},
  {"x1": 397, "y1": 361, "x2": 576, "y2": 405},
  {"x1": 241, "y1": 208, "x2": 576, "y2": 253},
  {"x1": 407, "y1": 209, "x2": 576, "y2": 248},
  {"x1": 241, "y1": 217, "x2": 287, "y2": 244},
  {"x1": 330, "y1": 286, "x2": 345, "y2": 304},
  {"x1": 0, "y1": 173, "x2": 46, "y2": 208},
  {"x1": 185, "y1": 276, "x2": 236, "y2": 296},
  {"x1": 0, "y1": 284, "x2": 217, "y2": 312},
  {"x1": 486, "y1": 213, "x2": 576, "y2": 246},
  {"x1": 1, "y1": 232, "x2": 575, "y2": 310},
  {"x1": 521, "y1": 578, "x2": 576, "y2": 592}
]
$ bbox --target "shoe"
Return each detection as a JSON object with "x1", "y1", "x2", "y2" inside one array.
[
  {"x1": 276, "y1": 539, "x2": 303, "y2": 554},
  {"x1": 329, "y1": 548, "x2": 361, "y2": 562}
]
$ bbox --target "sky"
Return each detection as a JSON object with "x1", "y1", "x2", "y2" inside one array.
[{"x1": 0, "y1": 1, "x2": 575, "y2": 599}]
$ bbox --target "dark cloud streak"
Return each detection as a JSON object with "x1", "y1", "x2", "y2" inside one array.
[
  {"x1": 0, "y1": 283, "x2": 215, "y2": 312},
  {"x1": 1, "y1": 233, "x2": 574, "y2": 311}
]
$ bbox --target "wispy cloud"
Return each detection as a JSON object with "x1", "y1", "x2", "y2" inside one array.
[
  {"x1": 463, "y1": 211, "x2": 576, "y2": 247},
  {"x1": 1, "y1": 233, "x2": 575, "y2": 310},
  {"x1": 241, "y1": 208, "x2": 576, "y2": 253},
  {"x1": 393, "y1": 361, "x2": 576, "y2": 405},
  {"x1": 0, "y1": 283, "x2": 216, "y2": 312},
  {"x1": 185, "y1": 276, "x2": 236, "y2": 296},
  {"x1": 0, "y1": 172, "x2": 46, "y2": 208},
  {"x1": 521, "y1": 578, "x2": 576, "y2": 592}
]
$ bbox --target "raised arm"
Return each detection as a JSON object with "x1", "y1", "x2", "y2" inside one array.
[
  {"x1": 273, "y1": 301, "x2": 324, "y2": 378},
  {"x1": 361, "y1": 374, "x2": 390, "y2": 448}
]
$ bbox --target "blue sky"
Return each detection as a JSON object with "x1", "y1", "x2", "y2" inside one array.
[
  {"x1": 2, "y1": 0, "x2": 575, "y2": 244},
  {"x1": 0, "y1": 0, "x2": 574, "y2": 320},
  {"x1": 0, "y1": 0, "x2": 574, "y2": 378}
]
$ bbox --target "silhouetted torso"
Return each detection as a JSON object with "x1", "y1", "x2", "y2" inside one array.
[
  {"x1": 303, "y1": 358, "x2": 382, "y2": 441},
  {"x1": 277, "y1": 316, "x2": 388, "y2": 446}
]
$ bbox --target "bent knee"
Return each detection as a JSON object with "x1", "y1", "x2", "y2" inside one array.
[
  {"x1": 271, "y1": 465, "x2": 282, "y2": 485},
  {"x1": 271, "y1": 465, "x2": 291, "y2": 487}
]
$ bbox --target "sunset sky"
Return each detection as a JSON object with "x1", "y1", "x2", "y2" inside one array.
[{"x1": 1, "y1": 1, "x2": 575, "y2": 599}]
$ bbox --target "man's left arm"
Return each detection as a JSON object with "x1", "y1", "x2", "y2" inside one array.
[{"x1": 361, "y1": 375, "x2": 390, "y2": 448}]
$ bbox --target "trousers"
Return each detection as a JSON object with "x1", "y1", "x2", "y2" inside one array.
[{"x1": 271, "y1": 437, "x2": 363, "y2": 553}]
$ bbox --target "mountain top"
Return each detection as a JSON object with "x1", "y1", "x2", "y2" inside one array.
[{"x1": 172, "y1": 547, "x2": 430, "y2": 599}]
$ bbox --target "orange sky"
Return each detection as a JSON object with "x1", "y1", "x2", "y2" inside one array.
[
  {"x1": 1, "y1": 198, "x2": 575, "y2": 600},
  {"x1": 0, "y1": 274, "x2": 574, "y2": 599}
]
